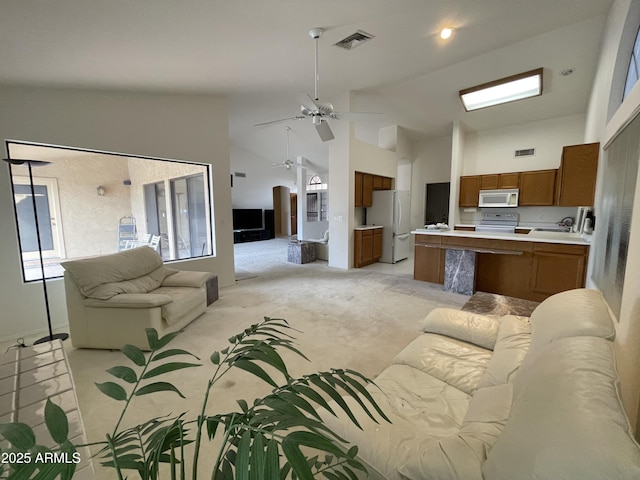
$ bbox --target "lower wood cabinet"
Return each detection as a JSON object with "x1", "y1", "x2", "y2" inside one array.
[
  {"x1": 413, "y1": 235, "x2": 445, "y2": 283},
  {"x1": 413, "y1": 234, "x2": 589, "y2": 301},
  {"x1": 530, "y1": 243, "x2": 588, "y2": 296},
  {"x1": 354, "y1": 228, "x2": 383, "y2": 267}
]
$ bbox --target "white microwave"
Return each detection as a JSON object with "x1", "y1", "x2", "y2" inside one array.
[{"x1": 478, "y1": 189, "x2": 519, "y2": 208}]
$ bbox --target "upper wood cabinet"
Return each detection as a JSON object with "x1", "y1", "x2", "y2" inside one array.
[
  {"x1": 498, "y1": 172, "x2": 520, "y2": 189},
  {"x1": 355, "y1": 171, "x2": 393, "y2": 207},
  {"x1": 480, "y1": 174, "x2": 499, "y2": 190},
  {"x1": 555, "y1": 143, "x2": 599, "y2": 206},
  {"x1": 459, "y1": 175, "x2": 481, "y2": 207},
  {"x1": 519, "y1": 169, "x2": 557, "y2": 206}
]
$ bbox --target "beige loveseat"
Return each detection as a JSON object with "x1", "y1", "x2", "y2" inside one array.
[
  {"x1": 62, "y1": 246, "x2": 216, "y2": 350},
  {"x1": 322, "y1": 288, "x2": 640, "y2": 479}
]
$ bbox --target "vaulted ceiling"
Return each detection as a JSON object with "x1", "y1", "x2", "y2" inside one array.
[{"x1": 0, "y1": 0, "x2": 614, "y2": 172}]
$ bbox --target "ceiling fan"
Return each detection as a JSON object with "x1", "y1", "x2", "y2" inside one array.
[
  {"x1": 255, "y1": 28, "x2": 384, "y2": 142},
  {"x1": 271, "y1": 127, "x2": 303, "y2": 170}
]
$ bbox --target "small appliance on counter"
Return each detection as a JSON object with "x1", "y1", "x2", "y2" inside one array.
[
  {"x1": 478, "y1": 189, "x2": 519, "y2": 208},
  {"x1": 573, "y1": 206, "x2": 593, "y2": 234},
  {"x1": 475, "y1": 213, "x2": 519, "y2": 233}
]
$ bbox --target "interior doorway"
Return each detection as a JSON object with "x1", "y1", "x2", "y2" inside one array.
[{"x1": 425, "y1": 182, "x2": 450, "y2": 225}]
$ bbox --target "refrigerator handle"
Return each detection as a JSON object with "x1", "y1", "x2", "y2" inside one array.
[{"x1": 396, "y1": 193, "x2": 402, "y2": 230}]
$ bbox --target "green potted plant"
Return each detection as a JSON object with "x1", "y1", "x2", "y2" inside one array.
[{"x1": 0, "y1": 317, "x2": 389, "y2": 479}]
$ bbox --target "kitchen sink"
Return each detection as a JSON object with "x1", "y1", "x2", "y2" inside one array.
[{"x1": 531, "y1": 227, "x2": 571, "y2": 232}]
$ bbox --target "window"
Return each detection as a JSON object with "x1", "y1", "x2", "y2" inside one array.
[
  {"x1": 306, "y1": 175, "x2": 328, "y2": 222},
  {"x1": 6, "y1": 141, "x2": 214, "y2": 282},
  {"x1": 623, "y1": 24, "x2": 640, "y2": 100},
  {"x1": 592, "y1": 112, "x2": 640, "y2": 318}
]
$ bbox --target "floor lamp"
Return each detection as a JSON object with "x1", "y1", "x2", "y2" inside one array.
[{"x1": 3, "y1": 157, "x2": 69, "y2": 344}]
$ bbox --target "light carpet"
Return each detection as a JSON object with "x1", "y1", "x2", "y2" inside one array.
[{"x1": 65, "y1": 238, "x2": 467, "y2": 478}]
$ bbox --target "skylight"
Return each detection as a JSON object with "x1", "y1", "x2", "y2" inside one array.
[{"x1": 459, "y1": 68, "x2": 543, "y2": 111}]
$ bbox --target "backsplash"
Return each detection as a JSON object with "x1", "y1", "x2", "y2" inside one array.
[{"x1": 459, "y1": 206, "x2": 580, "y2": 227}]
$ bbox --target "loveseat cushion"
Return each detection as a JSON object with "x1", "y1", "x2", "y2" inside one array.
[
  {"x1": 483, "y1": 336, "x2": 640, "y2": 480},
  {"x1": 477, "y1": 315, "x2": 530, "y2": 389},
  {"x1": 392, "y1": 334, "x2": 493, "y2": 395},
  {"x1": 62, "y1": 247, "x2": 178, "y2": 300},
  {"x1": 398, "y1": 383, "x2": 512, "y2": 480},
  {"x1": 154, "y1": 285, "x2": 205, "y2": 325},
  {"x1": 528, "y1": 288, "x2": 615, "y2": 351},
  {"x1": 419, "y1": 308, "x2": 500, "y2": 350}
]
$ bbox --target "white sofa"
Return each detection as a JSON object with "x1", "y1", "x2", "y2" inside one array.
[
  {"x1": 62, "y1": 246, "x2": 216, "y2": 350},
  {"x1": 306, "y1": 229, "x2": 329, "y2": 261},
  {"x1": 322, "y1": 288, "x2": 640, "y2": 479}
]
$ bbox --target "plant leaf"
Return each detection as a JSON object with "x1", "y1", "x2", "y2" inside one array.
[
  {"x1": 236, "y1": 429, "x2": 252, "y2": 480},
  {"x1": 250, "y1": 433, "x2": 265, "y2": 480},
  {"x1": 0, "y1": 422, "x2": 36, "y2": 449},
  {"x1": 106, "y1": 366, "x2": 138, "y2": 384},
  {"x1": 152, "y1": 348, "x2": 200, "y2": 362},
  {"x1": 142, "y1": 362, "x2": 200, "y2": 379},
  {"x1": 95, "y1": 381, "x2": 128, "y2": 401},
  {"x1": 264, "y1": 438, "x2": 280, "y2": 480},
  {"x1": 155, "y1": 330, "x2": 183, "y2": 350},
  {"x1": 135, "y1": 382, "x2": 185, "y2": 398},
  {"x1": 44, "y1": 398, "x2": 69, "y2": 444},
  {"x1": 233, "y1": 359, "x2": 279, "y2": 388},
  {"x1": 121, "y1": 344, "x2": 146, "y2": 367},
  {"x1": 285, "y1": 431, "x2": 345, "y2": 458},
  {"x1": 146, "y1": 328, "x2": 160, "y2": 350},
  {"x1": 282, "y1": 438, "x2": 314, "y2": 480},
  {"x1": 309, "y1": 376, "x2": 361, "y2": 429},
  {"x1": 211, "y1": 351, "x2": 221, "y2": 365}
]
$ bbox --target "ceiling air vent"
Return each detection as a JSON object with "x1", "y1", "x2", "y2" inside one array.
[
  {"x1": 234, "y1": 172, "x2": 246, "y2": 178},
  {"x1": 334, "y1": 30, "x2": 375, "y2": 50},
  {"x1": 514, "y1": 148, "x2": 535, "y2": 158}
]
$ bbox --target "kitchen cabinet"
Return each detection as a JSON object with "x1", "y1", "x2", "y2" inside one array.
[
  {"x1": 414, "y1": 235, "x2": 445, "y2": 283},
  {"x1": 355, "y1": 172, "x2": 393, "y2": 207},
  {"x1": 480, "y1": 174, "x2": 499, "y2": 190},
  {"x1": 354, "y1": 227, "x2": 383, "y2": 267},
  {"x1": 519, "y1": 169, "x2": 557, "y2": 206},
  {"x1": 459, "y1": 175, "x2": 481, "y2": 207},
  {"x1": 480, "y1": 173, "x2": 520, "y2": 190},
  {"x1": 530, "y1": 243, "x2": 588, "y2": 296},
  {"x1": 555, "y1": 143, "x2": 599, "y2": 206},
  {"x1": 498, "y1": 172, "x2": 520, "y2": 189},
  {"x1": 454, "y1": 226, "x2": 476, "y2": 231}
]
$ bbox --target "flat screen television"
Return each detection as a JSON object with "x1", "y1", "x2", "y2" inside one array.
[{"x1": 232, "y1": 208, "x2": 263, "y2": 230}]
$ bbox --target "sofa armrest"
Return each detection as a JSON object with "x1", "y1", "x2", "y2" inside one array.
[
  {"x1": 161, "y1": 270, "x2": 214, "y2": 288},
  {"x1": 419, "y1": 308, "x2": 500, "y2": 350},
  {"x1": 83, "y1": 293, "x2": 172, "y2": 308}
]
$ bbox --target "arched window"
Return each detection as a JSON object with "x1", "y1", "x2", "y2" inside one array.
[{"x1": 623, "y1": 25, "x2": 640, "y2": 100}]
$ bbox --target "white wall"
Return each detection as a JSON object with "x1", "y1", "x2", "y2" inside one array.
[
  {"x1": 411, "y1": 135, "x2": 453, "y2": 229},
  {"x1": 583, "y1": 0, "x2": 640, "y2": 433},
  {"x1": 0, "y1": 86, "x2": 234, "y2": 343},
  {"x1": 230, "y1": 143, "x2": 297, "y2": 209},
  {"x1": 463, "y1": 113, "x2": 586, "y2": 175}
]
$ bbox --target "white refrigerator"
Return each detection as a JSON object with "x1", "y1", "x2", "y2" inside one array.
[{"x1": 367, "y1": 190, "x2": 411, "y2": 263}]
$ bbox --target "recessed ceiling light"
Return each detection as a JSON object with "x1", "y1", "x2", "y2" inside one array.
[
  {"x1": 459, "y1": 68, "x2": 544, "y2": 111},
  {"x1": 440, "y1": 27, "x2": 453, "y2": 40}
]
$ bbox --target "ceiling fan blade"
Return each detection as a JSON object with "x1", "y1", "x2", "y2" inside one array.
[
  {"x1": 298, "y1": 93, "x2": 321, "y2": 113},
  {"x1": 254, "y1": 116, "x2": 305, "y2": 127},
  {"x1": 331, "y1": 111, "x2": 385, "y2": 122},
  {"x1": 315, "y1": 119, "x2": 334, "y2": 142}
]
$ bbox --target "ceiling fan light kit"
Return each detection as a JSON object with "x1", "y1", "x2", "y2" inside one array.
[{"x1": 254, "y1": 27, "x2": 384, "y2": 141}]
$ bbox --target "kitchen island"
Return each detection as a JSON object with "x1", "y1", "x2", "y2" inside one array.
[{"x1": 412, "y1": 228, "x2": 590, "y2": 302}]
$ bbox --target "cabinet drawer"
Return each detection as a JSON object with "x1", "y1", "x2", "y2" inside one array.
[{"x1": 415, "y1": 234, "x2": 442, "y2": 245}]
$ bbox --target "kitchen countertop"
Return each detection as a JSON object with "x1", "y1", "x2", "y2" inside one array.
[
  {"x1": 354, "y1": 225, "x2": 384, "y2": 230},
  {"x1": 412, "y1": 228, "x2": 591, "y2": 246}
]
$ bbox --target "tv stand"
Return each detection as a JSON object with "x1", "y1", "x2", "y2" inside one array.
[{"x1": 233, "y1": 228, "x2": 270, "y2": 244}]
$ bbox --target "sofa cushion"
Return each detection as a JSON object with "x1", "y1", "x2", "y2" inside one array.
[
  {"x1": 528, "y1": 288, "x2": 615, "y2": 351},
  {"x1": 477, "y1": 315, "x2": 530, "y2": 389},
  {"x1": 483, "y1": 336, "x2": 640, "y2": 480},
  {"x1": 154, "y1": 286, "x2": 205, "y2": 325},
  {"x1": 398, "y1": 384, "x2": 512, "y2": 480},
  {"x1": 419, "y1": 308, "x2": 501, "y2": 350},
  {"x1": 320, "y1": 364, "x2": 472, "y2": 480},
  {"x1": 392, "y1": 334, "x2": 493, "y2": 395},
  {"x1": 62, "y1": 247, "x2": 177, "y2": 299}
]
